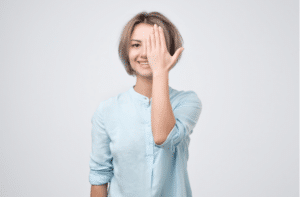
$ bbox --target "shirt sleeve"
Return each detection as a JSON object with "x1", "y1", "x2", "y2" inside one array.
[
  {"x1": 89, "y1": 102, "x2": 114, "y2": 185},
  {"x1": 154, "y1": 91, "x2": 202, "y2": 153}
]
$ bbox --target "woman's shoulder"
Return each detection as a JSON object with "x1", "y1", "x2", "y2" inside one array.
[{"x1": 94, "y1": 90, "x2": 129, "y2": 113}]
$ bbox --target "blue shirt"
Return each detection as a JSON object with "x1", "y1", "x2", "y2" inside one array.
[{"x1": 89, "y1": 85, "x2": 202, "y2": 197}]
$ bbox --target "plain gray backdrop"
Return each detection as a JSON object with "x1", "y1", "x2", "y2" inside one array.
[{"x1": 0, "y1": 0, "x2": 298, "y2": 196}]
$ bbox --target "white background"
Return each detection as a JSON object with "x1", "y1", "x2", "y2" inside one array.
[{"x1": 0, "y1": 0, "x2": 298, "y2": 196}]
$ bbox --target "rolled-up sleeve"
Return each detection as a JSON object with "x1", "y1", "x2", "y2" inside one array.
[
  {"x1": 89, "y1": 103, "x2": 114, "y2": 185},
  {"x1": 155, "y1": 91, "x2": 202, "y2": 153}
]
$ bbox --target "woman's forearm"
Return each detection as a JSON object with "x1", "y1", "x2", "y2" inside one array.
[
  {"x1": 151, "y1": 71, "x2": 176, "y2": 145},
  {"x1": 90, "y1": 183, "x2": 108, "y2": 197}
]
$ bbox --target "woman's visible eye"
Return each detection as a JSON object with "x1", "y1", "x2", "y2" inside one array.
[{"x1": 132, "y1": 44, "x2": 140, "y2": 48}]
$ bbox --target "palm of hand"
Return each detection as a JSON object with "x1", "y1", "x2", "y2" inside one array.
[{"x1": 145, "y1": 24, "x2": 184, "y2": 75}]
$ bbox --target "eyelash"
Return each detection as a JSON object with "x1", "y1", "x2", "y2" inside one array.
[{"x1": 132, "y1": 44, "x2": 140, "y2": 48}]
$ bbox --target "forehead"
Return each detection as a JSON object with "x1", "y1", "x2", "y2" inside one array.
[{"x1": 131, "y1": 23, "x2": 153, "y2": 40}]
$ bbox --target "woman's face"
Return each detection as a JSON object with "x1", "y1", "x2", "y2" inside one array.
[{"x1": 128, "y1": 23, "x2": 154, "y2": 77}]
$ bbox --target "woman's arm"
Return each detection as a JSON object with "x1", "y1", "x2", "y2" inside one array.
[
  {"x1": 90, "y1": 183, "x2": 108, "y2": 197},
  {"x1": 151, "y1": 72, "x2": 175, "y2": 145},
  {"x1": 89, "y1": 102, "x2": 113, "y2": 195},
  {"x1": 147, "y1": 24, "x2": 183, "y2": 145}
]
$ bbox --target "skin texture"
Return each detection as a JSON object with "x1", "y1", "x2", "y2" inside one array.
[
  {"x1": 129, "y1": 23, "x2": 184, "y2": 144},
  {"x1": 129, "y1": 23, "x2": 155, "y2": 99},
  {"x1": 90, "y1": 184, "x2": 107, "y2": 197}
]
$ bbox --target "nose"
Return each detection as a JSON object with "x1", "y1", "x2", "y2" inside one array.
[{"x1": 141, "y1": 40, "x2": 147, "y2": 57}]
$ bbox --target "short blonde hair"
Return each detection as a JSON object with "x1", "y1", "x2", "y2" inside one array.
[{"x1": 118, "y1": 11, "x2": 184, "y2": 76}]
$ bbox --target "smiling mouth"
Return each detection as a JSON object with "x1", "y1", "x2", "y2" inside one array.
[
  {"x1": 138, "y1": 61, "x2": 149, "y2": 67},
  {"x1": 138, "y1": 61, "x2": 149, "y2": 65}
]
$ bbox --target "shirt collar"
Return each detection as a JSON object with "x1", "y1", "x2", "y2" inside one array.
[{"x1": 129, "y1": 85, "x2": 173, "y2": 103}]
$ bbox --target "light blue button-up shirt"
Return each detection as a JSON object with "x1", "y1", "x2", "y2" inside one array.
[{"x1": 89, "y1": 85, "x2": 202, "y2": 197}]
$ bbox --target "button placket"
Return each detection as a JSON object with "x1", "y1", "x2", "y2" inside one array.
[
  {"x1": 141, "y1": 101, "x2": 152, "y2": 158},
  {"x1": 146, "y1": 106, "x2": 153, "y2": 157}
]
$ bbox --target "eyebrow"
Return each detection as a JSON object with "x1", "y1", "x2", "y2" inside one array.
[{"x1": 131, "y1": 39, "x2": 141, "y2": 42}]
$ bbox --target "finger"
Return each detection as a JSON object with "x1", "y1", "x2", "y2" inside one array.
[
  {"x1": 154, "y1": 24, "x2": 160, "y2": 49},
  {"x1": 159, "y1": 26, "x2": 167, "y2": 51},
  {"x1": 146, "y1": 36, "x2": 151, "y2": 55},
  {"x1": 150, "y1": 26, "x2": 155, "y2": 51}
]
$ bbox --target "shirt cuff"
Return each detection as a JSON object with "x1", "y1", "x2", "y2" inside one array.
[
  {"x1": 154, "y1": 119, "x2": 184, "y2": 153},
  {"x1": 89, "y1": 169, "x2": 113, "y2": 185}
]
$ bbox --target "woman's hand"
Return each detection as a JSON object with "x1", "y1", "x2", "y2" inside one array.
[{"x1": 146, "y1": 24, "x2": 184, "y2": 76}]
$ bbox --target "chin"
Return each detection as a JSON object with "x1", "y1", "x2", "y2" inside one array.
[
  {"x1": 134, "y1": 68, "x2": 153, "y2": 78},
  {"x1": 137, "y1": 72, "x2": 153, "y2": 77}
]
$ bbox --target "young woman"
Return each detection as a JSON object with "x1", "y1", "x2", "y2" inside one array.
[{"x1": 90, "y1": 11, "x2": 202, "y2": 197}]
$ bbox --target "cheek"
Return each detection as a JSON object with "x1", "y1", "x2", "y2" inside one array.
[{"x1": 129, "y1": 51, "x2": 138, "y2": 61}]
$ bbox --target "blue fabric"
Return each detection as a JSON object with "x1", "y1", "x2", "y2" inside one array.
[{"x1": 89, "y1": 85, "x2": 202, "y2": 197}]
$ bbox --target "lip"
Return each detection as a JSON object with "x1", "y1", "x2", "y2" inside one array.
[{"x1": 138, "y1": 61, "x2": 149, "y2": 67}]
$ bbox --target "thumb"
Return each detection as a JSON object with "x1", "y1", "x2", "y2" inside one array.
[
  {"x1": 171, "y1": 47, "x2": 184, "y2": 65},
  {"x1": 168, "y1": 47, "x2": 184, "y2": 72}
]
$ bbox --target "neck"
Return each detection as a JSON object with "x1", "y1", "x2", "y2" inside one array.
[{"x1": 134, "y1": 75, "x2": 153, "y2": 99}]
